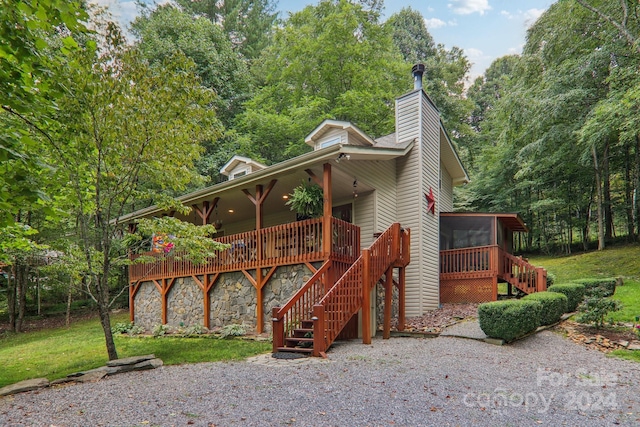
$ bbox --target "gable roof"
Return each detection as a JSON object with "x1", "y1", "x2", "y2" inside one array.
[
  {"x1": 220, "y1": 155, "x2": 267, "y2": 176},
  {"x1": 305, "y1": 119, "x2": 375, "y2": 148}
]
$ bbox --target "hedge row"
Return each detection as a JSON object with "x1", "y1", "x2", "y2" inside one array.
[
  {"x1": 478, "y1": 300, "x2": 542, "y2": 342},
  {"x1": 571, "y1": 278, "x2": 617, "y2": 297},
  {"x1": 523, "y1": 292, "x2": 568, "y2": 326},
  {"x1": 547, "y1": 284, "x2": 585, "y2": 312}
]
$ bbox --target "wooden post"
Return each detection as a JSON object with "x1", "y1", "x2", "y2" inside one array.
[
  {"x1": 383, "y1": 265, "x2": 393, "y2": 339},
  {"x1": 272, "y1": 306, "x2": 283, "y2": 353},
  {"x1": 256, "y1": 267, "x2": 264, "y2": 333},
  {"x1": 203, "y1": 275, "x2": 210, "y2": 329},
  {"x1": 537, "y1": 268, "x2": 547, "y2": 292},
  {"x1": 397, "y1": 267, "x2": 405, "y2": 332},
  {"x1": 129, "y1": 283, "x2": 135, "y2": 322},
  {"x1": 312, "y1": 304, "x2": 325, "y2": 357},
  {"x1": 322, "y1": 163, "x2": 332, "y2": 258},
  {"x1": 161, "y1": 278, "x2": 168, "y2": 325},
  {"x1": 362, "y1": 248, "x2": 371, "y2": 344}
]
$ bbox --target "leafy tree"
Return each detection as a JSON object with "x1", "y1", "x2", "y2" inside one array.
[
  {"x1": 0, "y1": 0, "x2": 88, "y2": 226},
  {"x1": 46, "y1": 23, "x2": 225, "y2": 360},
  {"x1": 386, "y1": 7, "x2": 473, "y2": 165},
  {"x1": 131, "y1": 4, "x2": 253, "y2": 127},
  {"x1": 236, "y1": 0, "x2": 407, "y2": 163},
  {"x1": 176, "y1": 0, "x2": 278, "y2": 59}
]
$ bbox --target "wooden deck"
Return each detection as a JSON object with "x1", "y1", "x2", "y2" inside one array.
[
  {"x1": 128, "y1": 217, "x2": 360, "y2": 333},
  {"x1": 439, "y1": 245, "x2": 546, "y2": 303}
]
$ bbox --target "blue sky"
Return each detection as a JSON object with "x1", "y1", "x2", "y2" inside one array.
[{"x1": 93, "y1": 0, "x2": 555, "y2": 81}]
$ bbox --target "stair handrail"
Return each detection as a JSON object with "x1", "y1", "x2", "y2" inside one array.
[
  {"x1": 500, "y1": 249, "x2": 547, "y2": 294},
  {"x1": 313, "y1": 223, "x2": 405, "y2": 356},
  {"x1": 271, "y1": 260, "x2": 332, "y2": 352}
]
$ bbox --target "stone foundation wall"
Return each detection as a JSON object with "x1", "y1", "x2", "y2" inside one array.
[
  {"x1": 133, "y1": 262, "x2": 321, "y2": 334},
  {"x1": 209, "y1": 272, "x2": 257, "y2": 330},
  {"x1": 167, "y1": 277, "x2": 204, "y2": 327},
  {"x1": 376, "y1": 280, "x2": 399, "y2": 328},
  {"x1": 134, "y1": 282, "x2": 162, "y2": 331}
]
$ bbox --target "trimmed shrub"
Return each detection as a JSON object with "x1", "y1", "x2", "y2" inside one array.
[
  {"x1": 576, "y1": 295, "x2": 621, "y2": 328},
  {"x1": 523, "y1": 292, "x2": 568, "y2": 325},
  {"x1": 572, "y1": 278, "x2": 616, "y2": 297},
  {"x1": 478, "y1": 300, "x2": 542, "y2": 342},
  {"x1": 547, "y1": 283, "x2": 585, "y2": 312},
  {"x1": 546, "y1": 272, "x2": 556, "y2": 288}
]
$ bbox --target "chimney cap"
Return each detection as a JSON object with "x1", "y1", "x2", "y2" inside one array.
[{"x1": 412, "y1": 63, "x2": 425, "y2": 90}]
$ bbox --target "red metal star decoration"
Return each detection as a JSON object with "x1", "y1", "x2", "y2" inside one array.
[{"x1": 425, "y1": 188, "x2": 436, "y2": 215}]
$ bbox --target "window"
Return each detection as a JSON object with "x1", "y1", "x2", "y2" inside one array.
[
  {"x1": 320, "y1": 136, "x2": 341, "y2": 149},
  {"x1": 230, "y1": 169, "x2": 247, "y2": 180}
]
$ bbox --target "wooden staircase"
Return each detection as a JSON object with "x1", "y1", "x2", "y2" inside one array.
[
  {"x1": 272, "y1": 223, "x2": 410, "y2": 357},
  {"x1": 499, "y1": 251, "x2": 547, "y2": 295}
]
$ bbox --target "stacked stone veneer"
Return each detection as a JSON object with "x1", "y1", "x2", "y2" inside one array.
[
  {"x1": 134, "y1": 263, "x2": 320, "y2": 333},
  {"x1": 376, "y1": 279, "x2": 399, "y2": 328}
]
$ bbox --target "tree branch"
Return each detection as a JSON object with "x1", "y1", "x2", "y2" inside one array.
[{"x1": 576, "y1": 0, "x2": 640, "y2": 54}]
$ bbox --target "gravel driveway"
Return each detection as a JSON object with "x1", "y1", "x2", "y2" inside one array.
[{"x1": 1, "y1": 331, "x2": 639, "y2": 427}]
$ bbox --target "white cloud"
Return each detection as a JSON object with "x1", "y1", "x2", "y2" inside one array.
[
  {"x1": 464, "y1": 47, "x2": 484, "y2": 60},
  {"x1": 448, "y1": 0, "x2": 491, "y2": 16},
  {"x1": 523, "y1": 8, "x2": 546, "y2": 27},
  {"x1": 425, "y1": 17, "x2": 447, "y2": 29},
  {"x1": 500, "y1": 8, "x2": 546, "y2": 27}
]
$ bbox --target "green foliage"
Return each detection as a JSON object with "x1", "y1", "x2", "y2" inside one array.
[
  {"x1": 286, "y1": 181, "x2": 324, "y2": 218},
  {"x1": 175, "y1": 0, "x2": 278, "y2": 59},
  {"x1": 0, "y1": 313, "x2": 269, "y2": 387},
  {"x1": 576, "y1": 294, "x2": 621, "y2": 328},
  {"x1": 111, "y1": 322, "x2": 144, "y2": 336},
  {"x1": 0, "y1": 223, "x2": 46, "y2": 265},
  {"x1": 546, "y1": 272, "x2": 556, "y2": 288},
  {"x1": 478, "y1": 300, "x2": 542, "y2": 342},
  {"x1": 236, "y1": 0, "x2": 407, "y2": 163},
  {"x1": 572, "y1": 278, "x2": 617, "y2": 297},
  {"x1": 131, "y1": 216, "x2": 229, "y2": 264},
  {"x1": 385, "y1": 7, "x2": 436, "y2": 63},
  {"x1": 522, "y1": 291, "x2": 568, "y2": 325},
  {"x1": 218, "y1": 323, "x2": 247, "y2": 339},
  {"x1": 547, "y1": 284, "x2": 586, "y2": 312},
  {"x1": 0, "y1": 0, "x2": 89, "y2": 226},
  {"x1": 152, "y1": 324, "x2": 170, "y2": 338},
  {"x1": 132, "y1": 4, "x2": 253, "y2": 127}
]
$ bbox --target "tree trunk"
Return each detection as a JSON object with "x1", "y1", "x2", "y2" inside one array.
[
  {"x1": 16, "y1": 262, "x2": 28, "y2": 333},
  {"x1": 602, "y1": 143, "x2": 613, "y2": 241},
  {"x1": 624, "y1": 140, "x2": 635, "y2": 241},
  {"x1": 592, "y1": 144, "x2": 606, "y2": 250},
  {"x1": 66, "y1": 276, "x2": 73, "y2": 328},
  {"x1": 635, "y1": 134, "x2": 640, "y2": 242},
  {"x1": 97, "y1": 275, "x2": 118, "y2": 360},
  {"x1": 7, "y1": 263, "x2": 16, "y2": 332}
]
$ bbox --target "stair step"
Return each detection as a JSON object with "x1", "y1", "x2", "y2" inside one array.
[
  {"x1": 277, "y1": 346, "x2": 313, "y2": 354},
  {"x1": 286, "y1": 337, "x2": 314, "y2": 343}
]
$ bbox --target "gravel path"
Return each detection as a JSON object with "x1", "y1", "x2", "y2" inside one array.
[{"x1": 1, "y1": 331, "x2": 639, "y2": 427}]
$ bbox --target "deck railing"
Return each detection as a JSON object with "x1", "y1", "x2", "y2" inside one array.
[
  {"x1": 129, "y1": 218, "x2": 330, "y2": 283},
  {"x1": 273, "y1": 223, "x2": 408, "y2": 356},
  {"x1": 128, "y1": 217, "x2": 352, "y2": 283},
  {"x1": 439, "y1": 245, "x2": 498, "y2": 277},
  {"x1": 439, "y1": 245, "x2": 547, "y2": 295},
  {"x1": 500, "y1": 250, "x2": 547, "y2": 294}
]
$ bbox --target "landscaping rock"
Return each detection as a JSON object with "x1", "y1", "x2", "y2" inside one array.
[
  {"x1": 75, "y1": 370, "x2": 107, "y2": 383},
  {"x1": 484, "y1": 338, "x2": 505, "y2": 346},
  {"x1": 106, "y1": 354, "x2": 156, "y2": 367},
  {"x1": 628, "y1": 341, "x2": 640, "y2": 351},
  {"x1": 133, "y1": 358, "x2": 163, "y2": 371},
  {"x1": 0, "y1": 378, "x2": 49, "y2": 396}
]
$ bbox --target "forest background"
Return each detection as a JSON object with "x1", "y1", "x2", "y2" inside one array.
[{"x1": 1, "y1": 0, "x2": 639, "y2": 358}]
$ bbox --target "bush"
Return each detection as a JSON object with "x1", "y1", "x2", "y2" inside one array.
[
  {"x1": 523, "y1": 292, "x2": 568, "y2": 325},
  {"x1": 547, "y1": 284, "x2": 585, "y2": 312},
  {"x1": 576, "y1": 295, "x2": 621, "y2": 328},
  {"x1": 572, "y1": 278, "x2": 616, "y2": 297},
  {"x1": 218, "y1": 323, "x2": 247, "y2": 339},
  {"x1": 478, "y1": 300, "x2": 541, "y2": 342},
  {"x1": 546, "y1": 272, "x2": 556, "y2": 288},
  {"x1": 152, "y1": 324, "x2": 170, "y2": 337}
]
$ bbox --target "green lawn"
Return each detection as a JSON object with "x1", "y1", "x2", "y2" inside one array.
[
  {"x1": 0, "y1": 312, "x2": 270, "y2": 388},
  {"x1": 529, "y1": 243, "x2": 640, "y2": 363}
]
